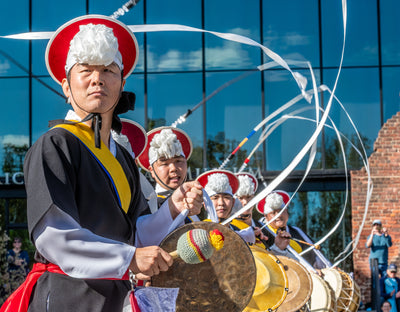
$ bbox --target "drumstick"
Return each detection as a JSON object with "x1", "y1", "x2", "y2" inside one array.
[
  {"x1": 169, "y1": 229, "x2": 225, "y2": 264},
  {"x1": 290, "y1": 237, "x2": 321, "y2": 250}
]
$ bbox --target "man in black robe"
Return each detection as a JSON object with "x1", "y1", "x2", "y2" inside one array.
[{"x1": 1, "y1": 15, "x2": 203, "y2": 312}]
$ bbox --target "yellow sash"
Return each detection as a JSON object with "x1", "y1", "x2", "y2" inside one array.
[
  {"x1": 53, "y1": 123, "x2": 131, "y2": 214},
  {"x1": 267, "y1": 225, "x2": 302, "y2": 253}
]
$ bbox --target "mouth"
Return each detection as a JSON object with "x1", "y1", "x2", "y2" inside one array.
[{"x1": 88, "y1": 90, "x2": 107, "y2": 97}]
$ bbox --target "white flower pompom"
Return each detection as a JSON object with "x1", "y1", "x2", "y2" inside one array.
[
  {"x1": 264, "y1": 192, "x2": 284, "y2": 214},
  {"x1": 65, "y1": 24, "x2": 123, "y2": 74},
  {"x1": 236, "y1": 175, "x2": 255, "y2": 197},
  {"x1": 205, "y1": 173, "x2": 233, "y2": 197},
  {"x1": 148, "y1": 129, "x2": 185, "y2": 165}
]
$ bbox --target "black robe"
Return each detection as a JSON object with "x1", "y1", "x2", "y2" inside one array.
[{"x1": 24, "y1": 127, "x2": 150, "y2": 312}]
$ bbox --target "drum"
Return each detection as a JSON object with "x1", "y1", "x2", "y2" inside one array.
[
  {"x1": 321, "y1": 268, "x2": 360, "y2": 312},
  {"x1": 338, "y1": 270, "x2": 361, "y2": 312},
  {"x1": 275, "y1": 255, "x2": 313, "y2": 312},
  {"x1": 151, "y1": 222, "x2": 257, "y2": 312},
  {"x1": 309, "y1": 272, "x2": 336, "y2": 312},
  {"x1": 244, "y1": 245, "x2": 289, "y2": 312}
]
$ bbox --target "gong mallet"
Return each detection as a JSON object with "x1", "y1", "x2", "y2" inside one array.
[
  {"x1": 169, "y1": 229, "x2": 225, "y2": 264},
  {"x1": 290, "y1": 237, "x2": 321, "y2": 250}
]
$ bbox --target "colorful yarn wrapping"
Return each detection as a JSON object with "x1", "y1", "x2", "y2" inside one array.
[
  {"x1": 209, "y1": 229, "x2": 224, "y2": 251},
  {"x1": 176, "y1": 229, "x2": 224, "y2": 264}
]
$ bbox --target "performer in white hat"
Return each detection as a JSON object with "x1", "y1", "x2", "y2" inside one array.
[
  {"x1": 231, "y1": 172, "x2": 269, "y2": 248},
  {"x1": 197, "y1": 169, "x2": 257, "y2": 244},
  {"x1": 2, "y1": 15, "x2": 203, "y2": 312},
  {"x1": 257, "y1": 191, "x2": 331, "y2": 269}
]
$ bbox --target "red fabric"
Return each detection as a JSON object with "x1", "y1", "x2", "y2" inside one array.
[
  {"x1": 129, "y1": 291, "x2": 141, "y2": 312},
  {"x1": 0, "y1": 264, "x2": 130, "y2": 312},
  {"x1": 0, "y1": 263, "x2": 66, "y2": 312}
]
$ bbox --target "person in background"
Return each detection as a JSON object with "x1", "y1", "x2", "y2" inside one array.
[
  {"x1": 381, "y1": 300, "x2": 392, "y2": 312},
  {"x1": 6, "y1": 237, "x2": 29, "y2": 292},
  {"x1": 366, "y1": 219, "x2": 392, "y2": 277},
  {"x1": 380, "y1": 263, "x2": 400, "y2": 312}
]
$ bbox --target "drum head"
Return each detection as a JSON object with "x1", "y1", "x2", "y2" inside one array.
[
  {"x1": 321, "y1": 268, "x2": 343, "y2": 300},
  {"x1": 276, "y1": 255, "x2": 313, "y2": 312},
  {"x1": 309, "y1": 273, "x2": 336, "y2": 312},
  {"x1": 244, "y1": 246, "x2": 289, "y2": 312},
  {"x1": 152, "y1": 222, "x2": 256, "y2": 312}
]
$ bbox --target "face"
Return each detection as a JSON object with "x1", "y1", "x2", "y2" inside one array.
[
  {"x1": 373, "y1": 223, "x2": 381, "y2": 231},
  {"x1": 387, "y1": 270, "x2": 397, "y2": 278},
  {"x1": 13, "y1": 239, "x2": 22, "y2": 247},
  {"x1": 211, "y1": 193, "x2": 234, "y2": 220},
  {"x1": 150, "y1": 156, "x2": 187, "y2": 189},
  {"x1": 62, "y1": 63, "x2": 125, "y2": 120},
  {"x1": 238, "y1": 207, "x2": 253, "y2": 226},
  {"x1": 382, "y1": 301, "x2": 391, "y2": 312},
  {"x1": 265, "y1": 208, "x2": 289, "y2": 229},
  {"x1": 237, "y1": 195, "x2": 254, "y2": 207}
]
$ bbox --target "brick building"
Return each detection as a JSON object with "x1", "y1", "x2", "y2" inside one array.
[{"x1": 352, "y1": 111, "x2": 400, "y2": 304}]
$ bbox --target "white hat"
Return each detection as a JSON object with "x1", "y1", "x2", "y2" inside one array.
[
  {"x1": 235, "y1": 173, "x2": 258, "y2": 197},
  {"x1": 148, "y1": 129, "x2": 185, "y2": 165},
  {"x1": 197, "y1": 170, "x2": 239, "y2": 197},
  {"x1": 256, "y1": 190, "x2": 290, "y2": 214}
]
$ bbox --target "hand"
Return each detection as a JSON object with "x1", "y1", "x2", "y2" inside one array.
[
  {"x1": 169, "y1": 181, "x2": 203, "y2": 219},
  {"x1": 390, "y1": 289, "x2": 396, "y2": 297},
  {"x1": 253, "y1": 227, "x2": 268, "y2": 242},
  {"x1": 396, "y1": 290, "x2": 400, "y2": 299},
  {"x1": 274, "y1": 229, "x2": 291, "y2": 250},
  {"x1": 129, "y1": 246, "x2": 173, "y2": 280},
  {"x1": 382, "y1": 227, "x2": 388, "y2": 236}
]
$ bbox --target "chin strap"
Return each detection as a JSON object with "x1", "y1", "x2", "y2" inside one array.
[{"x1": 48, "y1": 113, "x2": 103, "y2": 148}]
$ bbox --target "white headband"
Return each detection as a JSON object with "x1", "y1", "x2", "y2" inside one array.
[
  {"x1": 148, "y1": 129, "x2": 185, "y2": 165},
  {"x1": 204, "y1": 173, "x2": 233, "y2": 197},
  {"x1": 65, "y1": 23, "x2": 123, "y2": 75}
]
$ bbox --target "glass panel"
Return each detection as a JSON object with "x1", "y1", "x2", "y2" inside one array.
[
  {"x1": 146, "y1": 0, "x2": 202, "y2": 72},
  {"x1": 382, "y1": 67, "x2": 400, "y2": 122},
  {"x1": 263, "y1": 0, "x2": 320, "y2": 67},
  {"x1": 264, "y1": 69, "x2": 321, "y2": 170},
  {"x1": 120, "y1": 73, "x2": 145, "y2": 126},
  {"x1": 380, "y1": 0, "x2": 400, "y2": 65},
  {"x1": 147, "y1": 72, "x2": 204, "y2": 169},
  {"x1": 0, "y1": 79, "x2": 29, "y2": 176},
  {"x1": 323, "y1": 68, "x2": 379, "y2": 169},
  {"x1": 205, "y1": 71, "x2": 261, "y2": 171},
  {"x1": 0, "y1": 1, "x2": 30, "y2": 77},
  {"x1": 290, "y1": 191, "x2": 352, "y2": 271},
  {"x1": 204, "y1": 0, "x2": 261, "y2": 70},
  {"x1": 32, "y1": 77, "x2": 69, "y2": 143},
  {"x1": 322, "y1": 0, "x2": 378, "y2": 67}
]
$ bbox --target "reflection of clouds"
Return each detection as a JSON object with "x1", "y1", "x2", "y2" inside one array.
[
  {"x1": 146, "y1": 27, "x2": 261, "y2": 70},
  {"x1": 0, "y1": 60, "x2": 10, "y2": 74},
  {"x1": 1, "y1": 135, "x2": 29, "y2": 146},
  {"x1": 264, "y1": 29, "x2": 311, "y2": 49}
]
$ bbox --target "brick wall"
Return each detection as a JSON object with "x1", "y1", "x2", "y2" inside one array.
[{"x1": 351, "y1": 111, "x2": 400, "y2": 304}]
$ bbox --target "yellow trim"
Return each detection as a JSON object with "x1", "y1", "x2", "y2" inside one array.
[{"x1": 53, "y1": 123, "x2": 131, "y2": 214}]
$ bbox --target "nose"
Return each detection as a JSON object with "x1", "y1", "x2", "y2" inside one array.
[{"x1": 90, "y1": 70, "x2": 104, "y2": 86}]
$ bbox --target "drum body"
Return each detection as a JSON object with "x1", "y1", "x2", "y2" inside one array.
[
  {"x1": 322, "y1": 268, "x2": 361, "y2": 312},
  {"x1": 276, "y1": 255, "x2": 313, "y2": 312},
  {"x1": 309, "y1": 273, "x2": 336, "y2": 312},
  {"x1": 151, "y1": 222, "x2": 257, "y2": 312},
  {"x1": 244, "y1": 246, "x2": 288, "y2": 312}
]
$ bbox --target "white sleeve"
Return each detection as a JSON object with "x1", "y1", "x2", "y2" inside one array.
[
  {"x1": 135, "y1": 199, "x2": 184, "y2": 247},
  {"x1": 269, "y1": 244, "x2": 297, "y2": 260},
  {"x1": 235, "y1": 226, "x2": 256, "y2": 244},
  {"x1": 32, "y1": 206, "x2": 135, "y2": 279}
]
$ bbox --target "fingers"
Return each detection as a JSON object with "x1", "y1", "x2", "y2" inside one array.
[
  {"x1": 170, "y1": 181, "x2": 203, "y2": 217},
  {"x1": 129, "y1": 246, "x2": 173, "y2": 280}
]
